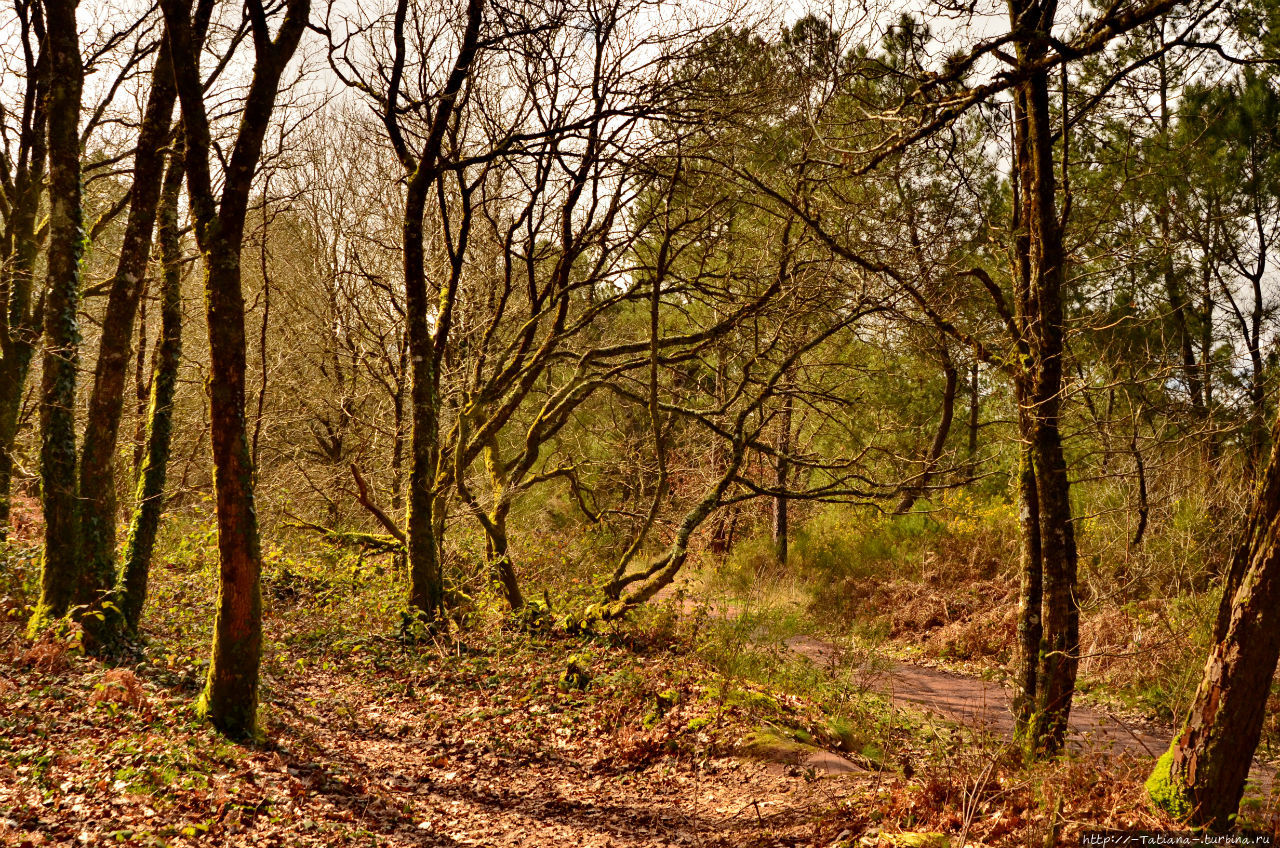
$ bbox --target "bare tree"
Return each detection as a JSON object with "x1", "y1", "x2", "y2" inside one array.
[{"x1": 161, "y1": 0, "x2": 310, "y2": 737}]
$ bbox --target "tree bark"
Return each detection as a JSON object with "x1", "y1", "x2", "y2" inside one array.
[
  {"x1": 708, "y1": 345, "x2": 731, "y2": 555},
  {"x1": 1007, "y1": 0, "x2": 1080, "y2": 757},
  {"x1": 482, "y1": 435, "x2": 523, "y2": 610},
  {"x1": 31, "y1": 0, "x2": 84, "y2": 629},
  {"x1": 965, "y1": 361, "x2": 979, "y2": 475},
  {"x1": 1147, "y1": 412, "x2": 1280, "y2": 828},
  {"x1": 1012, "y1": 393, "x2": 1044, "y2": 747},
  {"x1": 772, "y1": 370, "x2": 793, "y2": 563},
  {"x1": 0, "y1": 3, "x2": 48, "y2": 541},
  {"x1": 132, "y1": 281, "x2": 150, "y2": 478},
  {"x1": 1131, "y1": 424, "x2": 1149, "y2": 548},
  {"x1": 162, "y1": 0, "x2": 308, "y2": 738},
  {"x1": 403, "y1": 171, "x2": 446, "y2": 621},
  {"x1": 78, "y1": 31, "x2": 178, "y2": 646},
  {"x1": 896, "y1": 348, "x2": 958, "y2": 514},
  {"x1": 117, "y1": 145, "x2": 185, "y2": 634}
]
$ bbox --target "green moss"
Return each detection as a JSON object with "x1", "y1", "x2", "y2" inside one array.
[
  {"x1": 559, "y1": 653, "x2": 593, "y2": 691},
  {"x1": 738, "y1": 726, "x2": 810, "y2": 761},
  {"x1": 1145, "y1": 748, "x2": 1193, "y2": 820}
]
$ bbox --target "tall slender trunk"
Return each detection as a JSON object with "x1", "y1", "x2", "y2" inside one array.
[
  {"x1": 1007, "y1": 0, "x2": 1079, "y2": 757},
  {"x1": 403, "y1": 173, "x2": 445, "y2": 621},
  {"x1": 117, "y1": 146, "x2": 185, "y2": 634},
  {"x1": 377, "y1": 0, "x2": 482, "y2": 624},
  {"x1": 772, "y1": 369, "x2": 793, "y2": 563},
  {"x1": 31, "y1": 0, "x2": 84, "y2": 630},
  {"x1": 78, "y1": 32, "x2": 178, "y2": 646},
  {"x1": 708, "y1": 344, "x2": 730, "y2": 555},
  {"x1": 133, "y1": 281, "x2": 150, "y2": 478},
  {"x1": 896, "y1": 349, "x2": 958, "y2": 514},
  {"x1": 194, "y1": 238, "x2": 263, "y2": 736},
  {"x1": 1200, "y1": 256, "x2": 1217, "y2": 459},
  {"x1": 391, "y1": 360, "x2": 407, "y2": 514},
  {"x1": 1147, "y1": 412, "x2": 1280, "y2": 828},
  {"x1": 251, "y1": 192, "x2": 271, "y2": 474},
  {"x1": 966, "y1": 361, "x2": 979, "y2": 475},
  {"x1": 1247, "y1": 342, "x2": 1266, "y2": 476},
  {"x1": 0, "y1": 350, "x2": 34, "y2": 539},
  {"x1": 483, "y1": 435, "x2": 523, "y2": 610},
  {"x1": 1012, "y1": 392, "x2": 1043, "y2": 746},
  {"x1": 1031, "y1": 397, "x2": 1079, "y2": 751},
  {"x1": 1130, "y1": 424, "x2": 1149, "y2": 548},
  {"x1": 0, "y1": 11, "x2": 48, "y2": 542},
  {"x1": 161, "y1": 0, "x2": 309, "y2": 738},
  {"x1": 1157, "y1": 46, "x2": 1204, "y2": 417}
]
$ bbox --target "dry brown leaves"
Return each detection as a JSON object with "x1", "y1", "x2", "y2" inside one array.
[
  {"x1": 17, "y1": 631, "x2": 72, "y2": 674},
  {"x1": 88, "y1": 668, "x2": 150, "y2": 711}
]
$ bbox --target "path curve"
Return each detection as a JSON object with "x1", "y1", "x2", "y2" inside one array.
[
  {"x1": 784, "y1": 635, "x2": 1169, "y2": 759},
  {"x1": 667, "y1": 590, "x2": 1273, "y2": 795}
]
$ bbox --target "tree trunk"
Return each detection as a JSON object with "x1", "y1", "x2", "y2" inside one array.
[
  {"x1": 0, "y1": 13, "x2": 48, "y2": 542},
  {"x1": 772, "y1": 372, "x2": 792, "y2": 564},
  {"x1": 483, "y1": 436, "x2": 523, "y2": 610},
  {"x1": 966, "y1": 361, "x2": 979, "y2": 475},
  {"x1": 1012, "y1": 393, "x2": 1044, "y2": 750},
  {"x1": 117, "y1": 146, "x2": 185, "y2": 635},
  {"x1": 1131, "y1": 425, "x2": 1148, "y2": 548},
  {"x1": 1007, "y1": 0, "x2": 1080, "y2": 757},
  {"x1": 161, "y1": 0, "x2": 308, "y2": 738},
  {"x1": 896, "y1": 349, "x2": 958, "y2": 514},
  {"x1": 1200, "y1": 259, "x2": 1217, "y2": 460},
  {"x1": 379, "y1": 0, "x2": 482, "y2": 625},
  {"x1": 1030, "y1": 398, "x2": 1079, "y2": 753},
  {"x1": 1157, "y1": 46, "x2": 1204, "y2": 419},
  {"x1": 0, "y1": 353, "x2": 33, "y2": 540},
  {"x1": 391, "y1": 348, "x2": 407, "y2": 513},
  {"x1": 78, "y1": 32, "x2": 178, "y2": 646},
  {"x1": 708, "y1": 346, "x2": 730, "y2": 555},
  {"x1": 403, "y1": 172, "x2": 445, "y2": 622},
  {"x1": 31, "y1": 0, "x2": 84, "y2": 630},
  {"x1": 132, "y1": 281, "x2": 150, "y2": 479},
  {"x1": 1147, "y1": 413, "x2": 1280, "y2": 828},
  {"x1": 193, "y1": 240, "x2": 264, "y2": 737}
]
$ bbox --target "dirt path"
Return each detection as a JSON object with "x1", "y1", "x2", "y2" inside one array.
[
  {"x1": 270, "y1": 672, "x2": 863, "y2": 848},
  {"x1": 674, "y1": 590, "x2": 1275, "y2": 796},
  {"x1": 783, "y1": 636, "x2": 1169, "y2": 759}
]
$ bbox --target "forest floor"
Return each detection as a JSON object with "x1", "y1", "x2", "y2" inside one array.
[
  {"x1": 0, "y1": 583, "x2": 1228, "y2": 848},
  {"x1": 0, "y1": 495, "x2": 1275, "y2": 848}
]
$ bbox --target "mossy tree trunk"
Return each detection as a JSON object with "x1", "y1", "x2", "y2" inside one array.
[
  {"x1": 161, "y1": 0, "x2": 309, "y2": 738},
  {"x1": 379, "y1": 0, "x2": 484, "y2": 625},
  {"x1": 78, "y1": 31, "x2": 178, "y2": 648},
  {"x1": 481, "y1": 435, "x2": 523, "y2": 611},
  {"x1": 1147, "y1": 413, "x2": 1280, "y2": 828},
  {"x1": 0, "y1": 1, "x2": 48, "y2": 542},
  {"x1": 31, "y1": 0, "x2": 85, "y2": 630},
  {"x1": 117, "y1": 143, "x2": 185, "y2": 635},
  {"x1": 402, "y1": 169, "x2": 446, "y2": 621},
  {"x1": 1006, "y1": 0, "x2": 1080, "y2": 758},
  {"x1": 1012, "y1": 407, "x2": 1044, "y2": 747}
]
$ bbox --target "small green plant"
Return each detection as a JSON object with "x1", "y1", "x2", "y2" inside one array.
[{"x1": 560, "y1": 653, "x2": 593, "y2": 691}]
